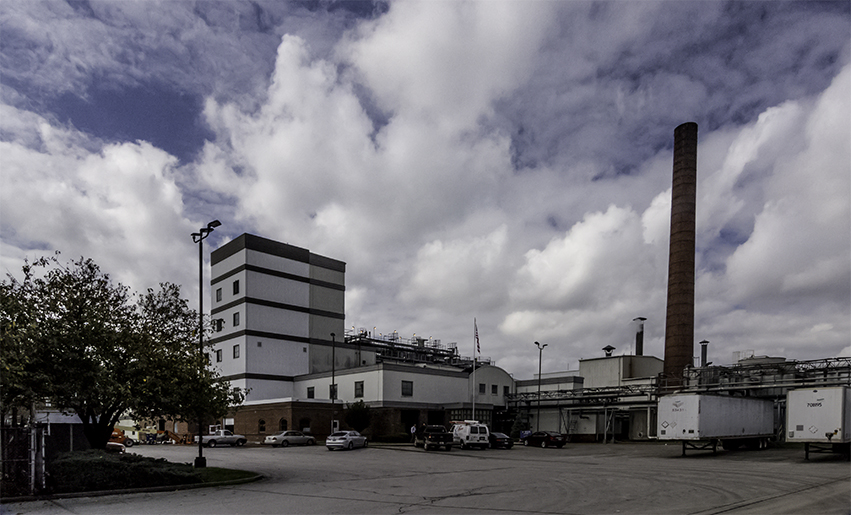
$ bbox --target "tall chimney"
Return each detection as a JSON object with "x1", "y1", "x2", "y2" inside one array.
[{"x1": 663, "y1": 122, "x2": 698, "y2": 386}]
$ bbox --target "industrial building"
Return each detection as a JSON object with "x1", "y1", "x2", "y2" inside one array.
[
  {"x1": 204, "y1": 122, "x2": 849, "y2": 445},
  {"x1": 207, "y1": 233, "x2": 515, "y2": 442}
]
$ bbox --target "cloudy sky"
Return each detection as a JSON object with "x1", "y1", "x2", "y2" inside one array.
[{"x1": 2, "y1": 0, "x2": 849, "y2": 380}]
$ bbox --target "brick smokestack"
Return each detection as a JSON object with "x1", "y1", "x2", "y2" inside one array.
[{"x1": 663, "y1": 122, "x2": 698, "y2": 386}]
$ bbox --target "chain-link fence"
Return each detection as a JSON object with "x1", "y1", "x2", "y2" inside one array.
[{"x1": 1, "y1": 426, "x2": 45, "y2": 497}]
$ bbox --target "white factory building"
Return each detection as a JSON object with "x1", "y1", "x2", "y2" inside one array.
[{"x1": 208, "y1": 234, "x2": 516, "y2": 443}]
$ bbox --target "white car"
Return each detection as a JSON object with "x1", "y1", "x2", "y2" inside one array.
[
  {"x1": 325, "y1": 431, "x2": 368, "y2": 450},
  {"x1": 264, "y1": 430, "x2": 316, "y2": 447}
]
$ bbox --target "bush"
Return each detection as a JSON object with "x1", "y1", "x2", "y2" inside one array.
[{"x1": 47, "y1": 450, "x2": 202, "y2": 493}]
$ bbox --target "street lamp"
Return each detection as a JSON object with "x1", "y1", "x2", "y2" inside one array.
[
  {"x1": 534, "y1": 341, "x2": 547, "y2": 432},
  {"x1": 191, "y1": 219, "x2": 221, "y2": 468},
  {"x1": 330, "y1": 332, "x2": 336, "y2": 403},
  {"x1": 633, "y1": 317, "x2": 647, "y2": 356}
]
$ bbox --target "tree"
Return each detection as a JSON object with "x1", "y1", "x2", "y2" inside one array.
[
  {"x1": 0, "y1": 258, "x2": 50, "y2": 425},
  {"x1": 0, "y1": 255, "x2": 244, "y2": 449},
  {"x1": 344, "y1": 400, "x2": 372, "y2": 433}
]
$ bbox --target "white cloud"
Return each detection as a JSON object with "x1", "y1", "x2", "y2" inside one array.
[
  {"x1": 0, "y1": 105, "x2": 197, "y2": 296},
  {"x1": 2, "y1": 2, "x2": 849, "y2": 381}
]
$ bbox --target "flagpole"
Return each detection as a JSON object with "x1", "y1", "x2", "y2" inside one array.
[{"x1": 472, "y1": 318, "x2": 476, "y2": 422}]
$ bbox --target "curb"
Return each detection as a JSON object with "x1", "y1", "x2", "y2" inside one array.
[{"x1": 0, "y1": 473, "x2": 264, "y2": 504}]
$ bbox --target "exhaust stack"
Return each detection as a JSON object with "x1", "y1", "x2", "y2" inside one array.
[{"x1": 663, "y1": 122, "x2": 698, "y2": 386}]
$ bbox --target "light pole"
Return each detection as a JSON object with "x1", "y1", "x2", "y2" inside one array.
[
  {"x1": 191, "y1": 219, "x2": 220, "y2": 468},
  {"x1": 633, "y1": 317, "x2": 647, "y2": 356},
  {"x1": 330, "y1": 332, "x2": 336, "y2": 403},
  {"x1": 534, "y1": 341, "x2": 547, "y2": 432},
  {"x1": 330, "y1": 332, "x2": 337, "y2": 434}
]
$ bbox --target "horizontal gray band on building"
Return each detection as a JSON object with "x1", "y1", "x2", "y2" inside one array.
[
  {"x1": 218, "y1": 372, "x2": 296, "y2": 382},
  {"x1": 209, "y1": 329, "x2": 311, "y2": 345},
  {"x1": 210, "y1": 296, "x2": 344, "y2": 320},
  {"x1": 211, "y1": 233, "x2": 345, "y2": 273},
  {"x1": 212, "y1": 263, "x2": 345, "y2": 292}
]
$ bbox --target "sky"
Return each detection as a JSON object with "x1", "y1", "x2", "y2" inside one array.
[{"x1": 1, "y1": 0, "x2": 849, "y2": 380}]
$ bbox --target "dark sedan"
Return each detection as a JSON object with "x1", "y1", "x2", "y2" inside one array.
[
  {"x1": 488, "y1": 432, "x2": 514, "y2": 449},
  {"x1": 522, "y1": 431, "x2": 567, "y2": 448}
]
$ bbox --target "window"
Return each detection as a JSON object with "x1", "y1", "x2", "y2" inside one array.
[
  {"x1": 216, "y1": 349, "x2": 222, "y2": 362},
  {"x1": 233, "y1": 312, "x2": 240, "y2": 327},
  {"x1": 233, "y1": 280, "x2": 239, "y2": 295},
  {"x1": 279, "y1": 419, "x2": 288, "y2": 431},
  {"x1": 216, "y1": 288, "x2": 222, "y2": 302},
  {"x1": 491, "y1": 384, "x2": 498, "y2": 395},
  {"x1": 214, "y1": 319, "x2": 223, "y2": 332},
  {"x1": 354, "y1": 381, "x2": 364, "y2": 398},
  {"x1": 307, "y1": 387, "x2": 314, "y2": 399},
  {"x1": 233, "y1": 344, "x2": 240, "y2": 359},
  {"x1": 401, "y1": 380, "x2": 413, "y2": 397},
  {"x1": 504, "y1": 386, "x2": 510, "y2": 397},
  {"x1": 258, "y1": 419, "x2": 266, "y2": 433},
  {"x1": 257, "y1": 341, "x2": 262, "y2": 347},
  {"x1": 478, "y1": 383, "x2": 486, "y2": 395},
  {"x1": 330, "y1": 384, "x2": 337, "y2": 400}
]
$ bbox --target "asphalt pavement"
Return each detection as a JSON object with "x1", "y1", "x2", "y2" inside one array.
[{"x1": 2, "y1": 441, "x2": 849, "y2": 515}]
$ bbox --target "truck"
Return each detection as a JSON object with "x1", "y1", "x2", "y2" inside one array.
[
  {"x1": 450, "y1": 420, "x2": 490, "y2": 450},
  {"x1": 414, "y1": 425, "x2": 454, "y2": 451},
  {"x1": 194, "y1": 429, "x2": 247, "y2": 448},
  {"x1": 658, "y1": 393, "x2": 774, "y2": 456},
  {"x1": 786, "y1": 386, "x2": 850, "y2": 460}
]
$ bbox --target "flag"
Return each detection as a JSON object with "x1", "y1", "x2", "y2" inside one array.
[{"x1": 474, "y1": 318, "x2": 480, "y2": 354}]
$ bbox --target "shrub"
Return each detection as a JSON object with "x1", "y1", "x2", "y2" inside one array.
[{"x1": 47, "y1": 450, "x2": 201, "y2": 493}]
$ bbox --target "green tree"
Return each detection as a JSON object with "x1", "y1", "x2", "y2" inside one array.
[
  {"x1": 0, "y1": 255, "x2": 244, "y2": 449},
  {"x1": 344, "y1": 400, "x2": 372, "y2": 433},
  {"x1": 0, "y1": 258, "x2": 50, "y2": 425}
]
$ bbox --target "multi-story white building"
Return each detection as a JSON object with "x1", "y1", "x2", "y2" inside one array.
[{"x1": 208, "y1": 234, "x2": 514, "y2": 443}]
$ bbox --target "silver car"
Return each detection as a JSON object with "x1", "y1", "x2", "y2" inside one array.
[
  {"x1": 325, "y1": 431, "x2": 368, "y2": 450},
  {"x1": 264, "y1": 430, "x2": 316, "y2": 447}
]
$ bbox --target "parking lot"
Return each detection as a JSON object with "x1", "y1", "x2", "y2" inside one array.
[{"x1": 3, "y1": 442, "x2": 849, "y2": 514}]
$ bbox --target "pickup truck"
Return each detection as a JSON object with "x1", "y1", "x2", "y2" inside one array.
[
  {"x1": 414, "y1": 425, "x2": 453, "y2": 451},
  {"x1": 194, "y1": 430, "x2": 247, "y2": 448}
]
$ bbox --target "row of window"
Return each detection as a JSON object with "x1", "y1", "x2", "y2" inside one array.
[
  {"x1": 215, "y1": 280, "x2": 240, "y2": 302},
  {"x1": 213, "y1": 344, "x2": 241, "y2": 362},
  {"x1": 304, "y1": 380, "x2": 414, "y2": 400},
  {"x1": 480, "y1": 384, "x2": 510, "y2": 397}
]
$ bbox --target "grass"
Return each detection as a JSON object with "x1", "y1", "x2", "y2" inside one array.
[{"x1": 194, "y1": 466, "x2": 258, "y2": 483}]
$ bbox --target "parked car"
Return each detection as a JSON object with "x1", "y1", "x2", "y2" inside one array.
[
  {"x1": 414, "y1": 425, "x2": 454, "y2": 451},
  {"x1": 326, "y1": 431, "x2": 368, "y2": 450},
  {"x1": 105, "y1": 441, "x2": 126, "y2": 453},
  {"x1": 195, "y1": 429, "x2": 247, "y2": 447},
  {"x1": 264, "y1": 430, "x2": 316, "y2": 447},
  {"x1": 488, "y1": 432, "x2": 514, "y2": 449},
  {"x1": 522, "y1": 431, "x2": 567, "y2": 448},
  {"x1": 109, "y1": 429, "x2": 135, "y2": 447}
]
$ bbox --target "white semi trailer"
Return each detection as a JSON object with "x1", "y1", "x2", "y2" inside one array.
[
  {"x1": 658, "y1": 393, "x2": 775, "y2": 456},
  {"x1": 786, "y1": 386, "x2": 850, "y2": 460}
]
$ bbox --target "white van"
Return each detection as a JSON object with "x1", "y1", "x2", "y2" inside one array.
[{"x1": 451, "y1": 420, "x2": 490, "y2": 449}]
